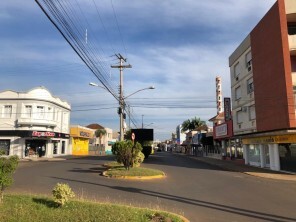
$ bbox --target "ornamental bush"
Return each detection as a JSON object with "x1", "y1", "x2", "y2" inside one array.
[
  {"x1": 133, "y1": 151, "x2": 145, "y2": 167},
  {"x1": 112, "y1": 140, "x2": 142, "y2": 170},
  {"x1": 0, "y1": 154, "x2": 19, "y2": 203},
  {"x1": 52, "y1": 183, "x2": 75, "y2": 207}
]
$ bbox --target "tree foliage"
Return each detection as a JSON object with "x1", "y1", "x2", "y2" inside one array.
[
  {"x1": 0, "y1": 154, "x2": 19, "y2": 203},
  {"x1": 111, "y1": 140, "x2": 142, "y2": 170},
  {"x1": 181, "y1": 117, "x2": 206, "y2": 132}
]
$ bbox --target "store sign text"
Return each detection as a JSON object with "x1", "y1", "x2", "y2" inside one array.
[
  {"x1": 215, "y1": 124, "x2": 228, "y2": 137},
  {"x1": 32, "y1": 131, "x2": 55, "y2": 137}
]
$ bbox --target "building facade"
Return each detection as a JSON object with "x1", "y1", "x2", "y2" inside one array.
[
  {"x1": 0, "y1": 87, "x2": 71, "y2": 158},
  {"x1": 229, "y1": 0, "x2": 296, "y2": 172},
  {"x1": 70, "y1": 125, "x2": 94, "y2": 155}
]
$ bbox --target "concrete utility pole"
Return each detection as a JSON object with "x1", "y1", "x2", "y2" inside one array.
[{"x1": 111, "y1": 54, "x2": 132, "y2": 141}]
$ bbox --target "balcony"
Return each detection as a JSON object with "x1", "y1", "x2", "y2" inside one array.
[
  {"x1": 17, "y1": 118, "x2": 57, "y2": 128},
  {"x1": 288, "y1": 35, "x2": 296, "y2": 55}
]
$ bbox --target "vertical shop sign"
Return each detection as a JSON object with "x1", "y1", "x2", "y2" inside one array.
[{"x1": 224, "y1": 97, "x2": 232, "y2": 121}]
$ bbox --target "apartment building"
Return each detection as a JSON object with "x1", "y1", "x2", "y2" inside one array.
[
  {"x1": 0, "y1": 87, "x2": 71, "y2": 158},
  {"x1": 229, "y1": 0, "x2": 296, "y2": 172}
]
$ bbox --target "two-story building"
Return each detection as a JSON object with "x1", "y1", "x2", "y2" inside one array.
[
  {"x1": 0, "y1": 87, "x2": 71, "y2": 158},
  {"x1": 229, "y1": 0, "x2": 296, "y2": 172}
]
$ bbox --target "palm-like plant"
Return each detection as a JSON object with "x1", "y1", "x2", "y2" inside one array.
[
  {"x1": 95, "y1": 129, "x2": 107, "y2": 153},
  {"x1": 181, "y1": 117, "x2": 206, "y2": 132}
]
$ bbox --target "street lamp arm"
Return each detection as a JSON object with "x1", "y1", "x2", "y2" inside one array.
[
  {"x1": 124, "y1": 86, "x2": 155, "y2": 99},
  {"x1": 89, "y1": 82, "x2": 119, "y2": 100}
]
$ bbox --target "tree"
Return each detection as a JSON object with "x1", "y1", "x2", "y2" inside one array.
[
  {"x1": 95, "y1": 128, "x2": 107, "y2": 154},
  {"x1": 0, "y1": 152, "x2": 19, "y2": 203},
  {"x1": 181, "y1": 117, "x2": 206, "y2": 132},
  {"x1": 124, "y1": 129, "x2": 132, "y2": 140},
  {"x1": 111, "y1": 140, "x2": 142, "y2": 170}
]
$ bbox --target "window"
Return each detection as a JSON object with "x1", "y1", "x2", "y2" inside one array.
[
  {"x1": 237, "y1": 110, "x2": 243, "y2": 124},
  {"x1": 47, "y1": 107, "x2": 53, "y2": 120},
  {"x1": 37, "y1": 106, "x2": 45, "y2": 119},
  {"x1": 24, "y1": 105, "x2": 32, "y2": 118},
  {"x1": 3, "y1": 105, "x2": 12, "y2": 118},
  {"x1": 0, "y1": 140, "x2": 10, "y2": 155},
  {"x1": 234, "y1": 63, "x2": 241, "y2": 77},
  {"x1": 247, "y1": 78, "x2": 254, "y2": 94},
  {"x1": 245, "y1": 51, "x2": 252, "y2": 70},
  {"x1": 235, "y1": 86, "x2": 241, "y2": 100},
  {"x1": 249, "y1": 105, "x2": 256, "y2": 120}
]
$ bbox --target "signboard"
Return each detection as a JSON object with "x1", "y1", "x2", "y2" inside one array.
[
  {"x1": 32, "y1": 131, "x2": 55, "y2": 138},
  {"x1": 243, "y1": 134, "x2": 296, "y2": 144},
  {"x1": 215, "y1": 123, "x2": 228, "y2": 137},
  {"x1": 224, "y1": 97, "x2": 232, "y2": 121}
]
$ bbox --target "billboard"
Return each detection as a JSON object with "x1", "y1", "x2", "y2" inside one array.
[{"x1": 131, "y1": 129, "x2": 154, "y2": 142}]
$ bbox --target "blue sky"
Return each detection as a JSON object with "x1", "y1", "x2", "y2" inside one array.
[{"x1": 0, "y1": 0, "x2": 276, "y2": 140}]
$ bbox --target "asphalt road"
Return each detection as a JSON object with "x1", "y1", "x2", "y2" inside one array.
[{"x1": 9, "y1": 152, "x2": 296, "y2": 222}]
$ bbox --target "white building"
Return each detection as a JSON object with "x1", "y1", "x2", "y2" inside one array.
[{"x1": 0, "y1": 87, "x2": 71, "y2": 158}]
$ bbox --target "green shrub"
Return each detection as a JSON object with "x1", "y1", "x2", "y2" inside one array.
[
  {"x1": 0, "y1": 155, "x2": 19, "y2": 203},
  {"x1": 52, "y1": 183, "x2": 75, "y2": 207},
  {"x1": 112, "y1": 140, "x2": 142, "y2": 170},
  {"x1": 133, "y1": 151, "x2": 145, "y2": 167}
]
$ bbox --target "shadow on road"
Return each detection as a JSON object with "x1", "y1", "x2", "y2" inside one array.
[
  {"x1": 50, "y1": 176, "x2": 295, "y2": 222},
  {"x1": 143, "y1": 152, "x2": 225, "y2": 171}
]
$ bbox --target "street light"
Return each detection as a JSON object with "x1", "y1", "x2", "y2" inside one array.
[
  {"x1": 89, "y1": 82, "x2": 155, "y2": 141},
  {"x1": 124, "y1": 86, "x2": 155, "y2": 99},
  {"x1": 143, "y1": 122, "x2": 154, "y2": 128},
  {"x1": 89, "y1": 82, "x2": 109, "y2": 91}
]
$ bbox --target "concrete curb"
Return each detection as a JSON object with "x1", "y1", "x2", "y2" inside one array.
[
  {"x1": 101, "y1": 170, "x2": 166, "y2": 180},
  {"x1": 20, "y1": 158, "x2": 66, "y2": 162}
]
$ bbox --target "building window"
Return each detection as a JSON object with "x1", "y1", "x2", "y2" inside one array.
[
  {"x1": 37, "y1": 106, "x2": 45, "y2": 119},
  {"x1": 245, "y1": 51, "x2": 252, "y2": 71},
  {"x1": 24, "y1": 105, "x2": 32, "y2": 118},
  {"x1": 234, "y1": 62, "x2": 241, "y2": 77},
  {"x1": 247, "y1": 78, "x2": 254, "y2": 94},
  {"x1": 249, "y1": 105, "x2": 256, "y2": 120},
  {"x1": 3, "y1": 105, "x2": 12, "y2": 118},
  {"x1": 0, "y1": 140, "x2": 10, "y2": 155},
  {"x1": 235, "y1": 86, "x2": 241, "y2": 100},
  {"x1": 47, "y1": 107, "x2": 53, "y2": 120},
  {"x1": 237, "y1": 110, "x2": 243, "y2": 124}
]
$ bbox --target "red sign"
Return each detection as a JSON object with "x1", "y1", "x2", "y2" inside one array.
[
  {"x1": 131, "y1": 133, "x2": 135, "y2": 141},
  {"x1": 32, "y1": 131, "x2": 55, "y2": 137}
]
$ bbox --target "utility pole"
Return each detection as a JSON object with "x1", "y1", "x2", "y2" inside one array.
[
  {"x1": 142, "y1": 115, "x2": 144, "y2": 129},
  {"x1": 111, "y1": 54, "x2": 132, "y2": 141}
]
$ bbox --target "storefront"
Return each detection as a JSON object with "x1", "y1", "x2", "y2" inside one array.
[
  {"x1": 70, "y1": 125, "x2": 94, "y2": 155},
  {"x1": 243, "y1": 134, "x2": 296, "y2": 172},
  {"x1": 213, "y1": 120, "x2": 236, "y2": 159},
  {"x1": 0, "y1": 130, "x2": 70, "y2": 158}
]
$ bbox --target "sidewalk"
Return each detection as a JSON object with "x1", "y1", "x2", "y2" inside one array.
[
  {"x1": 177, "y1": 153, "x2": 296, "y2": 182},
  {"x1": 20, "y1": 156, "x2": 66, "y2": 162}
]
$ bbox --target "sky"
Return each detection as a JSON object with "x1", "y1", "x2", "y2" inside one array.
[{"x1": 0, "y1": 0, "x2": 276, "y2": 141}]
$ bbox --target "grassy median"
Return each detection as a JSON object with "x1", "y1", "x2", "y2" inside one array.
[
  {"x1": 103, "y1": 162, "x2": 165, "y2": 178},
  {"x1": 0, "y1": 194, "x2": 185, "y2": 222}
]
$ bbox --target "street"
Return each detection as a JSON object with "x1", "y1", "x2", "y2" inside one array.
[{"x1": 9, "y1": 152, "x2": 296, "y2": 222}]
